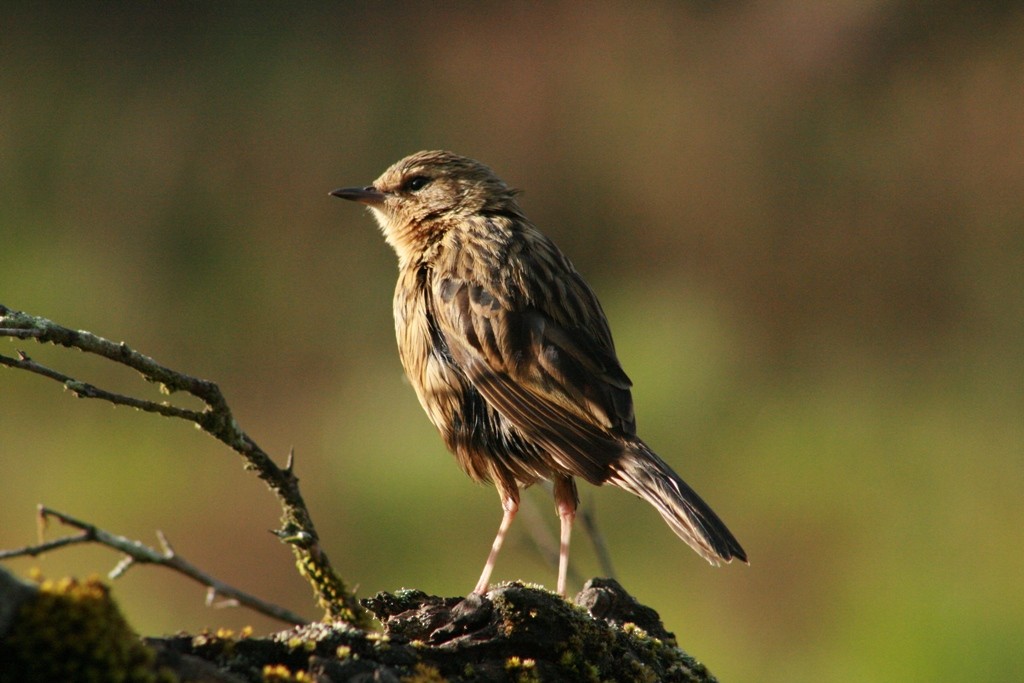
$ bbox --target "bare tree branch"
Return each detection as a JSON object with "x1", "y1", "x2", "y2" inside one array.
[
  {"x1": 0, "y1": 506, "x2": 307, "y2": 625},
  {"x1": 0, "y1": 303, "x2": 369, "y2": 627},
  {"x1": 0, "y1": 349, "x2": 205, "y2": 420},
  {"x1": 0, "y1": 531, "x2": 92, "y2": 560}
]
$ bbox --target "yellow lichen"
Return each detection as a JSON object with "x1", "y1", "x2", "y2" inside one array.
[
  {"x1": 262, "y1": 663, "x2": 314, "y2": 682},
  {"x1": 285, "y1": 635, "x2": 316, "y2": 652},
  {"x1": 505, "y1": 656, "x2": 540, "y2": 682}
]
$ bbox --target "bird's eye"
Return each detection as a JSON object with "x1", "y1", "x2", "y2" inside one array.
[{"x1": 404, "y1": 175, "x2": 431, "y2": 192}]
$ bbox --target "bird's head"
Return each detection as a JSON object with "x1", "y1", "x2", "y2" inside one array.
[{"x1": 332, "y1": 150, "x2": 522, "y2": 261}]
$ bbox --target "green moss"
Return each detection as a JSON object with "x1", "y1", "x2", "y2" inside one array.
[
  {"x1": 292, "y1": 547, "x2": 372, "y2": 628},
  {"x1": 0, "y1": 575, "x2": 171, "y2": 683}
]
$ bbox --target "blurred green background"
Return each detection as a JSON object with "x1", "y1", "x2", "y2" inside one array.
[{"x1": 2, "y1": 2, "x2": 1022, "y2": 680}]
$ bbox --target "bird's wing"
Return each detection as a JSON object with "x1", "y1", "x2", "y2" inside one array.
[{"x1": 430, "y1": 236, "x2": 635, "y2": 484}]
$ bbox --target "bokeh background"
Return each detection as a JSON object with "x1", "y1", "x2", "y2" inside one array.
[{"x1": 2, "y1": 2, "x2": 1022, "y2": 680}]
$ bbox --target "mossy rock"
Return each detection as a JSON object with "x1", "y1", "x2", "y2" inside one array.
[{"x1": 0, "y1": 567, "x2": 718, "y2": 683}]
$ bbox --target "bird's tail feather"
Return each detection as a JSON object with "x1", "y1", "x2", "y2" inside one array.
[{"x1": 607, "y1": 441, "x2": 747, "y2": 565}]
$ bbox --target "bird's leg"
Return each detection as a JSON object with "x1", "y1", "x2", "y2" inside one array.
[
  {"x1": 473, "y1": 494, "x2": 519, "y2": 595},
  {"x1": 553, "y1": 476, "x2": 579, "y2": 597},
  {"x1": 556, "y1": 503, "x2": 575, "y2": 597}
]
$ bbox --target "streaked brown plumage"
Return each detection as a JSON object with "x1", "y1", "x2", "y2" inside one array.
[{"x1": 332, "y1": 150, "x2": 746, "y2": 596}]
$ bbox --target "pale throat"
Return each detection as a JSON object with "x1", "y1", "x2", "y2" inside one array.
[
  {"x1": 368, "y1": 206, "x2": 390, "y2": 233},
  {"x1": 369, "y1": 205, "x2": 421, "y2": 265}
]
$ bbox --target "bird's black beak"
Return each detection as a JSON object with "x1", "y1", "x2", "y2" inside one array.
[{"x1": 330, "y1": 185, "x2": 386, "y2": 205}]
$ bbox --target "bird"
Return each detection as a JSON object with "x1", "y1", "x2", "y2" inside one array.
[{"x1": 331, "y1": 150, "x2": 746, "y2": 597}]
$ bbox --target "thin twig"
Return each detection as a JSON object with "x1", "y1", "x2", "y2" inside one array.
[
  {"x1": 0, "y1": 327, "x2": 42, "y2": 340},
  {"x1": 18, "y1": 507, "x2": 308, "y2": 625},
  {"x1": 0, "y1": 303, "x2": 369, "y2": 626},
  {"x1": 518, "y1": 486, "x2": 618, "y2": 593},
  {"x1": 579, "y1": 505, "x2": 617, "y2": 580},
  {"x1": 0, "y1": 351, "x2": 205, "y2": 421},
  {"x1": 0, "y1": 532, "x2": 93, "y2": 560}
]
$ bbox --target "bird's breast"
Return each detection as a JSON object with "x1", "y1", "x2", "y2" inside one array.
[
  {"x1": 391, "y1": 265, "x2": 546, "y2": 489},
  {"x1": 392, "y1": 266, "x2": 470, "y2": 439}
]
